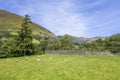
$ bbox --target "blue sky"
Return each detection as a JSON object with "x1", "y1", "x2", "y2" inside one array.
[{"x1": 0, "y1": 0, "x2": 120, "y2": 37}]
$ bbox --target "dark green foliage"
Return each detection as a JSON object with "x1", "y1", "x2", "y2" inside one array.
[
  {"x1": 79, "y1": 39, "x2": 106, "y2": 52},
  {"x1": 59, "y1": 34, "x2": 74, "y2": 50},
  {"x1": 0, "y1": 9, "x2": 59, "y2": 58},
  {"x1": 35, "y1": 37, "x2": 48, "y2": 54},
  {"x1": 0, "y1": 38, "x2": 16, "y2": 58},
  {"x1": 47, "y1": 38, "x2": 61, "y2": 50},
  {"x1": 84, "y1": 38, "x2": 106, "y2": 52},
  {"x1": 35, "y1": 36, "x2": 61, "y2": 54},
  {"x1": 107, "y1": 34, "x2": 120, "y2": 53},
  {"x1": 15, "y1": 15, "x2": 35, "y2": 56},
  {"x1": 57, "y1": 33, "x2": 120, "y2": 53},
  {"x1": 0, "y1": 13, "x2": 60, "y2": 58},
  {"x1": 78, "y1": 34, "x2": 120, "y2": 53},
  {"x1": 0, "y1": 31, "x2": 11, "y2": 38},
  {"x1": 0, "y1": 14, "x2": 37, "y2": 57},
  {"x1": 0, "y1": 42, "x2": 7, "y2": 58}
]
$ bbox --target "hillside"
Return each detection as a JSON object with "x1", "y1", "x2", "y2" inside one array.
[
  {"x1": 72, "y1": 36, "x2": 105, "y2": 44},
  {"x1": 0, "y1": 9, "x2": 56, "y2": 38},
  {"x1": 58, "y1": 34, "x2": 105, "y2": 44}
]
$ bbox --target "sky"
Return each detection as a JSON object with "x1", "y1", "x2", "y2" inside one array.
[{"x1": 0, "y1": 0, "x2": 120, "y2": 38}]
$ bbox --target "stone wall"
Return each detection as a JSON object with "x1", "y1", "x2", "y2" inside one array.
[{"x1": 45, "y1": 50, "x2": 111, "y2": 55}]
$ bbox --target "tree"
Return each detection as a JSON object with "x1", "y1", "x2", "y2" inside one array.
[
  {"x1": 35, "y1": 37, "x2": 49, "y2": 54},
  {"x1": 15, "y1": 15, "x2": 34, "y2": 56},
  {"x1": 47, "y1": 37, "x2": 61, "y2": 50},
  {"x1": 59, "y1": 34, "x2": 74, "y2": 50},
  {"x1": 107, "y1": 34, "x2": 120, "y2": 53}
]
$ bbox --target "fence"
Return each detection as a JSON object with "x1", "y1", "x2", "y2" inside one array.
[{"x1": 45, "y1": 50, "x2": 111, "y2": 55}]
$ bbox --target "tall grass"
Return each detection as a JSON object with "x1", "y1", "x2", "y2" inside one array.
[{"x1": 0, "y1": 54, "x2": 120, "y2": 80}]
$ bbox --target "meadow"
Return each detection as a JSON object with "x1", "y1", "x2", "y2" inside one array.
[{"x1": 0, "y1": 54, "x2": 120, "y2": 80}]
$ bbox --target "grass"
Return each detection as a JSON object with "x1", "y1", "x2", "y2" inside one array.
[{"x1": 0, "y1": 54, "x2": 120, "y2": 80}]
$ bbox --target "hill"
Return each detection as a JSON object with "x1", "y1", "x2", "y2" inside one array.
[
  {"x1": 0, "y1": 9, "x2": 56, "y2": 38},
  {"x1": 72, "y1": 36, "x2": 105, "y2": 44},
  {"x1": 58, "y1": 34, "x2": 105, "y2": 44}
]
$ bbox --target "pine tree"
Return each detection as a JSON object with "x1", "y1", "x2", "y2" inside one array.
[{"x1": 16, "y1": 15, "x2": 34, "y2": 56}]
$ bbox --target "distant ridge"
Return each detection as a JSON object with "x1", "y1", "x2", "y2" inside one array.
[
  {"x1": 72, "y1": 36, "x2": 105, "y2": 44},
  {"x1": 58, "y1": 34, "x2": 105, "y2": 44}
]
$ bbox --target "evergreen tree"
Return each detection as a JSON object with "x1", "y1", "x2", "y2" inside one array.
[{"x1": 16, "y1": 15, "x2": 34, "y2": 56}]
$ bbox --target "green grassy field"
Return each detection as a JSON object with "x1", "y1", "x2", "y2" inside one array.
[{"x1": 0, "y1": 54, "x2": 120, "y2": 80}]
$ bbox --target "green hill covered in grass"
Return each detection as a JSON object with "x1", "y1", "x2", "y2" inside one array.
[
  {"x1": 0, "y1": 9, "x2": 56, "y2": 38},
  {"x1": 0, "y1": 9, "x2": 61, "y2": 57}
]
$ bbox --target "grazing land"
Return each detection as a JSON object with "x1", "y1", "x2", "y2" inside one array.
[{"x1": 0, "y1": 54, "x2": 120, "y2": 80}]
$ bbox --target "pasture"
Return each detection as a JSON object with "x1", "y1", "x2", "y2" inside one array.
[{"x1": 0, "y1": 54, "x2": 120, "y2": 80}]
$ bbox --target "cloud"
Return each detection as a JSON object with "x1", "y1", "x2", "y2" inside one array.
[
  {"x1": 17, "y1": 0, "x2": 88, "y2": 37},
  {"x1": 41, "y1": 1, "x2": 88, "y2": 36},
  {"x1": 1, "y1": 0, "x2": 120, "y2": 37}
]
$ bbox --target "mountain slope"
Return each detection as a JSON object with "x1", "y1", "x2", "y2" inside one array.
[
  {"x1": 0, "y1": 9, "x2": 55, "y2": 37},
  {"x1": 72, "y1": 36, "x2": 105, "y2": 44}
]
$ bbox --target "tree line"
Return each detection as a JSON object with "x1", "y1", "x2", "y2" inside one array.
[
  {"x1": 59, "y1": 34, "x2": 120, "y2": 54},
  {"x1": 0, "y1": 15, "x2": 61, "y2": 58},
  {"x1": 0, "y1": 15, "x2": 120, "y2": 58},
  {"x1": 0, "y1": 15, "x2": 35, "y2": 57},
  {"x1": 78, "y1": 34, "x2": 120, "y2": 53}
]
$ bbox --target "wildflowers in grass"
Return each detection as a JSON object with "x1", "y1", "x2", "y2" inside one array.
[
  {"x1": 49, "y1": 57, "x2": 52, "y2": 60},
  {"x1": 6, "y1": 59, "x2": 9, "y2": 61},
  {"x1": 25, "y1": 57, "x2": 28, "y2": 59},
  {"x1": 15, "y1": 60, "x2": 18, "y2": 62},
  {"x1": 36, "y1": 59, "x2": 40, "y2": 61}
]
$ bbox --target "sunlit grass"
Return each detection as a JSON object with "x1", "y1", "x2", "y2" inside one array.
[{"x1": 0, "y1": 54, "x2": 120, "y2": 80}]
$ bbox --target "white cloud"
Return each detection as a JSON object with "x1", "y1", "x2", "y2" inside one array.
[
  {"x1": 17, "y1": 0, "x2": 88, "y2": 37},
  {"x1": 1, "y1": 0, "x2": 120, "y2": 37},
  {"x1": 42, "y1": 1, "x2": 88, "y2": 36}
]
